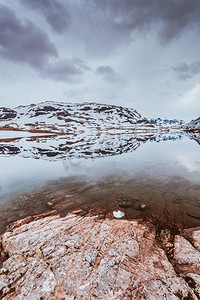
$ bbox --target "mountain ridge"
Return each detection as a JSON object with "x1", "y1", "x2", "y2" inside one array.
[{"x1": 0, "y1": 101, "x2": 154, "y2": 134}]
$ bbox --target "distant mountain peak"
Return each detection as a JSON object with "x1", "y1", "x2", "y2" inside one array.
[{"x1": 150, "y1": 118, "x2": 185, "y2": 127}]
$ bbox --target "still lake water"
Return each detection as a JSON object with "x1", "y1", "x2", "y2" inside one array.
[{"x1": 0, "y1": 132, "x2": 200, "y2": 234}]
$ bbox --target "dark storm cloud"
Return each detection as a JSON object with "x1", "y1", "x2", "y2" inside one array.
[
  {"x1": 89, "y1": 0, "x2": 200, "y2": 43},
  {"x1": 0, "y1": 4, "x2": 87, "y2": 83},
  {"x1": 17, "y1": 0, "x2": 200, "y2": 61},
  {"x1": 96, "y1": 66, "x2": 120, "y2": 83},
  {"x1": 21, "y1": 0, "x2": 70, "y2": 33},
  {"x1": 172, "y1": 62, "x2": 200, "y2": 80},
  {"x1": 0, "y1": 4, "x2": 57, "y2": 68}
]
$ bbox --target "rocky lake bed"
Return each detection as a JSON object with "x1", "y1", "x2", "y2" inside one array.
[{"x1": 0, "y1": 174, "x2": 200, "y2": 299}]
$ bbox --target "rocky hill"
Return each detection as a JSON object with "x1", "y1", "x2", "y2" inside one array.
[{"x1": 0, "y1": 101, "x2": 154, "y2": 134}]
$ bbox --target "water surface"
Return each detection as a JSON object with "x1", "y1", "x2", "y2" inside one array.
[{"x1": 0, "y1": 132, "x2": 200, "y2": 234}]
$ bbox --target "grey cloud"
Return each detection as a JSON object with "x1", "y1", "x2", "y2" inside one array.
[
  {"x1": 172, "y1": 62, "x2": 200, "y2": 80},
  {"x1": 0, "y1": 4, "x2": 87, "y2": 83},
  {"x1": 40, "y1": 0, "x2": 200, "y2": 59},
  {"x1": 96, "y1": 66, "x2": 120, "y2": 83},
  {"x1": 42, "y1": 59, "x2": 89, "y2": 82},
  {"x1": 88, "y1": 0, "x2": 200, "y2": 43},
  {"x1": 0, "y1": 4, "x2": 57, "y2": 68},
  {"x1": 72, "y1": 58, "x2": 92, "y2": 72},
  {"x1": 21, "y1": 0, "x2": 70, "y2": 33},
  {"x1": 18, "y1": 0, "x2": 200, "y2": 60}
]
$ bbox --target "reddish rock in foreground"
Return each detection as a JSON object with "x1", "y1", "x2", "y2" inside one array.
[{"x1": 0, "y1": 214, "x2": 200, "y2": 299}]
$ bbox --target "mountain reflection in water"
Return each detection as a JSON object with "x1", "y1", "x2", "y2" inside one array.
[{"x1": 0, "y1": 132, "x2": 196, "y2": 160}]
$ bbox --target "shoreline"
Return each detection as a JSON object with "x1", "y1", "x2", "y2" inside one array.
[{"x1": 0, "y1": 174, "x2": 200, "y2": 236}]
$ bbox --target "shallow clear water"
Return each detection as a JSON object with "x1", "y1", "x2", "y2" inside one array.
[{"x1": 0, "y1": 132, "x2": 200, "y2": 233}]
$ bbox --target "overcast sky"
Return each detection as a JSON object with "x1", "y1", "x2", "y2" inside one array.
[{"x1": 0, "y1": 0, "x2": 200, "y2": 121}]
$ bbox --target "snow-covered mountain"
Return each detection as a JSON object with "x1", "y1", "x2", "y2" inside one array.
[
  {"x1": 0, "y1": 101, "x2": 154, "y2": 133},
  {"x1": 150, "y1": 118, "x2": 185, "y2": 128},
  {"x1": 184, "y1": 117, "x2": 200, "y2": 131},
  {"x1": 3, "y1": 101, "x2": 198, "y2": 161}
]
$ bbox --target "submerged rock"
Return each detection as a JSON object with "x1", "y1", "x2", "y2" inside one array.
[{"x1": 0, "y1": 214, "x2": 199, "y2": 299}]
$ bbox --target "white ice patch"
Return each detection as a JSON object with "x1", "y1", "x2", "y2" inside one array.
[{"x1": 113, "y1": 210, "x2": 125, "y2": 218}]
